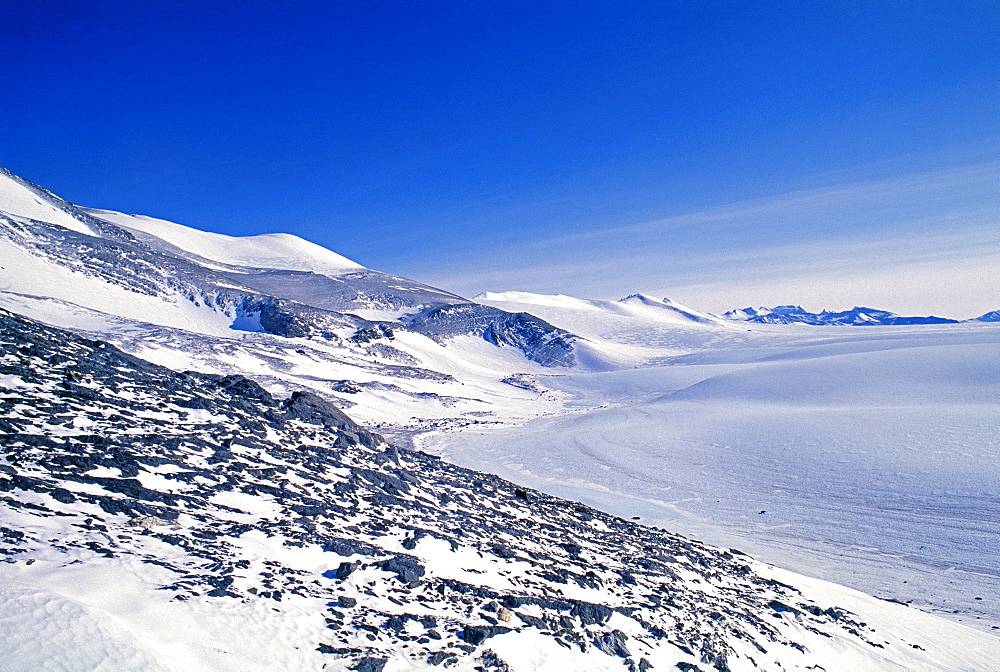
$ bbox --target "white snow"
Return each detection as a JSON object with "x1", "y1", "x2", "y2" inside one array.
[
  {"x1": 85, "y1": 208, "x2": 364, "y2": 275},
  {"x1": 0, "y1": 558, "x2": 332, "y2": 672},
  {"x1": 756, "y1": 565, "x2": 1000, "y2": 672},
  {"x1": 84, "y1": 466, "x2": 124, "y2": 478},
  {"x1": 487, "y1": 629, "x2": 628, "y2": 672},
  {"x1": 209, "y1": 491, "x2": 284, "y2": 522},
  {"x1": 0, "y1": 373, "x2": 29, "y2": 389},
  {"x1": 0, "y1": 171, "x2": 95, "y2": 236},
  {"x1": 136, "y1": 470, "x2": 196, "y2": 493},
  {"x1": 423, "y1": 319, "x2": 1000, "y2": 633},
  {"x1": 0, "y1": 242, "x2": 243, "y2": 337}
]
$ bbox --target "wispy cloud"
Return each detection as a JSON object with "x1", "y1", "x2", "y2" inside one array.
[
  {"x1": 659, "y1": 230, "x2": 1000, "y2": 319},
  {"x1": 411, "y1": 161, "x2": 1000, "y2": 317},
  {"x1": 523, "y1": 162, "x2": 999, "y2": 250}
]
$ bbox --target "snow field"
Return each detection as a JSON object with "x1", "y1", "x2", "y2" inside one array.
[
  {"x1": 424, "y1": 320, "x2": 1000, "y2": 634},
  {"x1": 84, "y1": 208, "x2": 364, "y2": 275},
  {"x1": 4, "y1": 167, "x2": 1000, "y2": 669}
]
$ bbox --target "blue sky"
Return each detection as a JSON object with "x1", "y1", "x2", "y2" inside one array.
[{"x1": 2, "y1": 1, "x2": 997, "y2": 316}]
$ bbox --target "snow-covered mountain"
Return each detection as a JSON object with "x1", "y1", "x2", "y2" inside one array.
[
  {"x1": 3, "y1": 308, "x2": 997, "y2": 671},
  {"x1": 474, "y1": 291, "x2": 731, "y2": 369},
  {"x1": 478, "y1": 292, "x2": 723, "y2": 328},
  {"x1": 722, "y1": 305, "x2": 959, "y2": 326},
  {"x1": 2, "y1": 167, "x2": 999, "y2": 669},
  {"x1": 971, "y1": 309, "x2": 1000, "y2": 322},
  {"x1": 0, "y1": 167, "x2": 574, "y2": 371},
  {"x1": 0, "y1": 167, "x2": 593, "y2": 434}
]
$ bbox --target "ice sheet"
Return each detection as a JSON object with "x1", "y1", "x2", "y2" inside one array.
[{"x1": 425, "y1": 323, "x2": 1000, "y2": 632}]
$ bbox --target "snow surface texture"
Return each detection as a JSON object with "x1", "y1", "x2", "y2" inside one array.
[
  {"x1": 0, "y1": 168, "x2": 574, "y2": 369},
  {"x1": 437, "y1": 292, "x2": 1000, "y2": 635},
  {"x1": 3, "y1": 167, "x2": 1000, "y2": 668},
  {"x1": 2, "y1": 309, "x2": 998, "y2": 672}
]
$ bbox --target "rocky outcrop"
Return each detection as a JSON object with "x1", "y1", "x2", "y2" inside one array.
[
  {"x1": 0, "y1": 308, "x2": 952, "y2": 670},
  {"x1": 405, "y1": 303, "x2": 576, "y2": 367}
]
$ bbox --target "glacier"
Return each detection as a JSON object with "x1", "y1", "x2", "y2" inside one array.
[{"x1": 1, "y1": 166, "x2": 999, "y2": 670}]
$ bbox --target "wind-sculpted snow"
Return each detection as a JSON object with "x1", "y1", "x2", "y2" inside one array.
[
  {"x1": 5, "y1": 308, "x2": 989, "y2": 671},
  {"x1": 234, "y1": 268, "x2": 467, "y2": 317}
]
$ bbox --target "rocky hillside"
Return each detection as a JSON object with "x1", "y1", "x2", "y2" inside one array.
[
  {"x1": 0, "y1": 167, "x2": 576, "y2": 369},
  {"x1": 1, "y1": 307, "x2": 987, "y2": 671}
]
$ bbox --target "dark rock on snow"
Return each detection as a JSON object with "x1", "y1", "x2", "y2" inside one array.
[{"x1": 0, "y1": 308, "x2": 912, "y2": 670}]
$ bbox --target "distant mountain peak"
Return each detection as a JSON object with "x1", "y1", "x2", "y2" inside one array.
[
  {"x1": 618, "y1": 293, "x2": 721, "y2": 324},
  {"x1": 619, "y1": 292, "x2": 659, "y2": 303},
  {"x1": 724, "y1": 304, "x2": 959, "y2": 326},
  {"x1": 972, "y1": 309, "x2": 1000, "y2": 322}
]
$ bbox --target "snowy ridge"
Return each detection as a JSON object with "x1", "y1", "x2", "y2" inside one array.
[
  {"x1": 2, "y1": 308, "x2": 997, "y2": 671},
  {"x1": 477, "y1": 292, "x2": 721, "y2": 327},
  {"x1": 617, "y1": 294, "x2": 722, "y2": 325},
  {"x1": 475, "y1": 291, "x2": 730, "y2": 370},
  {"x1": 722, "y1": 305, "x2": 960, "y2": 326},
  {"x1": 83, "y1": 208, "x2": 364, "y2": 276},
  {"x1": 0, "y1": 167, "x2": 580, "y2": 370},
  {"x1": 0, "y1": 167, "x2": 98, "y2": 237}
]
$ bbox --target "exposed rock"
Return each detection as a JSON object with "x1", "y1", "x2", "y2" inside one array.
[
  {"x1": 0, "y1": 308, "x2": 957, "y2": 670},
  {"x1": 375, "y1": 555, "x2": 425, "y2": 585}
]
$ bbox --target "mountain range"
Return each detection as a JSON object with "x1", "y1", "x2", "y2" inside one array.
[
  {"x1": 720, "y1": 305, "x2": 998, "y2": 326},
  {"x1": 1, "y1": 167, "x2": 998, "y2": 670}
]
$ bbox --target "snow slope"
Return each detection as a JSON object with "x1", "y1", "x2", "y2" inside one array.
[
  {"x1": 0, "y1": 237, "x2": 245, "y2": 337},
  {"x1": 3, "y1": 308, "x2": 999, "y2": 672},
  {"x1": 477, "y1": 292, "x2": 723, "y2": 332},
  {"x1": 476, "y1": 291, "x2": 731, "y2": 369},
  {"x1": 85, "y1": 208, "x2": 364, "y2": 275},
  {"x1": 423, "y1": 322, "x2": 1000, "y2": 634},
  {"x1": 0, "y1": 168, "x2": 96, "y2": 236}
]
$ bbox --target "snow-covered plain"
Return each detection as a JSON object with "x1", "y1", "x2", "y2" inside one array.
[
  {"x1": 426, "y1": 293, "x2": 1000, "y2": 634},
  {"x1": 3, "y1": 167, "x2": 1000, "y2": 668},
  {"x1": 3, "y1": 307, "x2": 999, "y2": 672}
]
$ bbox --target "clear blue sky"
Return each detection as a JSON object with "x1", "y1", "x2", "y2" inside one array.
[{"x1": 2, "y1": 1, "x2": 997, "y2": 315}]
